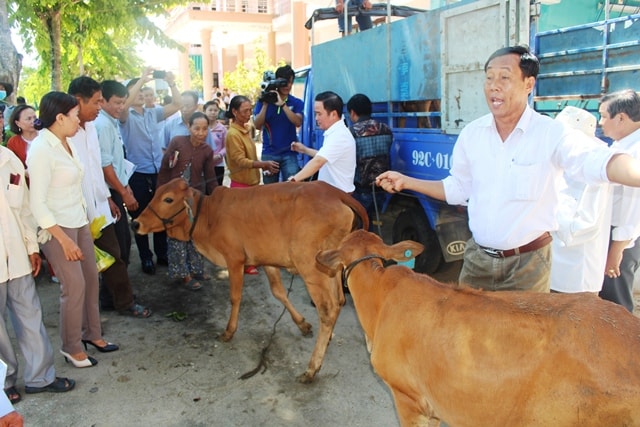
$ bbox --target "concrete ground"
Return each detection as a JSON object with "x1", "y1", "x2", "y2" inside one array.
[{"x1": 14, "y1": 255, "x2": 406, "y2": 427}]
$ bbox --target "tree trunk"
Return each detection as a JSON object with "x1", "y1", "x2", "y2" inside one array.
[
  {"x1": 77, "y1": 20, "x2": 84, "y2": 76},
  {"x1": 0, "y1": 0, "x2": 23, "y2": 103},
  {"x1": 46, "y1": 9, "x2": 62, "y2": 91},
  {"x1": 77, "y1": 43, "x2": 84, "y2": 76}
]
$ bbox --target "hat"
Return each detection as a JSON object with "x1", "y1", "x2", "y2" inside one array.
[
  {"x1": 0, "y1": 82, "x2": 14, "y2": 97},
  {"x1": 555, "y1": 106, "x2": 596, "y2": 136}
]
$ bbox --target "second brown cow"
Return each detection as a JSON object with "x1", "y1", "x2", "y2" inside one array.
[
  {"x1": 132, "y1": 178, "x2": 367, "y2": 383},
  {"x1": 317, "y1": 230, "x2": 640, "y2": 426}
]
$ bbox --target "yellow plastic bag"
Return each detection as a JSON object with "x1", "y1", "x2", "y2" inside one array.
[
  {"x1": 95, "y1": 245, "x2": 115, "y2": 273},
  {"x1": 90, "y1": 215, "x2": 107, "y2": 240}
]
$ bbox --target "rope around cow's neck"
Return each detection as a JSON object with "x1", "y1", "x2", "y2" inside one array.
[
  {"x1": 341, "y1": 254, "x2": 387, "y2": 289},
  {"x1": 145, "y1": 203, "x2": 186, "y2": 230}
]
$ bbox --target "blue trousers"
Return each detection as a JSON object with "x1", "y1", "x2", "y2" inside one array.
[{"x1": 261, "y1": 152, "x2": 301, "y2": 184}]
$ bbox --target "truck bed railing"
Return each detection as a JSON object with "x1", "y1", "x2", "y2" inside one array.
[
  {"x1": 304, "y1": 3, "x2": 426, "y2": 29},
  {"x1": 534, "y1": 13, "x2": 640, "y2": 111}
]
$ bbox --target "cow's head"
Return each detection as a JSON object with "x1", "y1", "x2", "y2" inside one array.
[
  {"x1": 131, "y1": 178, "x2": 194, "y2": 241},
  {"x1": 316, "y1": 230, "x2": 425, "y2": 277}
]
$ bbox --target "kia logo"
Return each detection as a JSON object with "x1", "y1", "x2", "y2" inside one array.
[{"x1": 447, "y1": 241, "x2": 466, "y2": 256}]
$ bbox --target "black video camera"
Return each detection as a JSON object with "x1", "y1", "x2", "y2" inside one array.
[{"x1": 259, "y1": 71, "x2": 288, "y2": 104}]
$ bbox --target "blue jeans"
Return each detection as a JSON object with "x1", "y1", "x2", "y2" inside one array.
[
  {"x1": 336, "y1": 0, "x2": 373, "y2": 33},
  {"x1": 261, "y1": 152, "x2": 301, "y2": 184}
]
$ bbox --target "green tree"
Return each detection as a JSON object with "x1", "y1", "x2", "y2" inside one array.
[
  {"x1": 189, "y1": 58, "x2": 203, "y2": 96},
  {"x1": 223, "y1": 46, "x2": 286, "y2": 103},
  {"x1": 17, "y1": 66, "x2": 44, "y2": 107},
  {"x1": 9, "y1": 0, "x2": 186, "y2": 93}
]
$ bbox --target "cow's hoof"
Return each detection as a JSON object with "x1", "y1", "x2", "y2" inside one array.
[
  {"x1": 218, "y1": 331, "x2": 234, "y2": 342},
  {"x1": 296, "y1": 371, "x2": 315, "y2": 384},
  {"x1": 298, "y1": 321, "x2": 313, "y2": 337}
]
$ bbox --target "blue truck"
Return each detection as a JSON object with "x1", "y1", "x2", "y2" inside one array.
[{"x1": 300, "y1": 0, "x2": 640, "y2": 273}]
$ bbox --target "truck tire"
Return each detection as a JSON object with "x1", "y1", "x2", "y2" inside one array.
[{"x1": 392, "y1": 208, "x2": 443, "y2": 274}]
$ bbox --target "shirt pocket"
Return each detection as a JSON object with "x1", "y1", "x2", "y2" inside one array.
[
  {"x1": 507, "y1": 161, "x2": 546, "y2": 201},
  {"x1": 5, "y1": 183, "x2": 23, "y2": 209}
]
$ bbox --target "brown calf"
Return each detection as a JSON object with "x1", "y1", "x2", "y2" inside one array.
[
  {"x1": 132, "y1": 178, "x2": 367, "y2": 383},
  {"x1": 316, "y1": 230, "x2": 640, "y2": 426}
]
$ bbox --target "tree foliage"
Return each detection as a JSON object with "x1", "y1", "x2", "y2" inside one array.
[
  {"x1": 189, "y1": 57, "x2": 203, "y2": 96},
  {"x1": 16, "y1": 66, "x2": 44, "y2": 107},
  {"x1": 223, "y1": 45, "x2": 286, "y2": 103},
  {"x1": 8, "y1": 0, "x2": 187, "y2": 97}
]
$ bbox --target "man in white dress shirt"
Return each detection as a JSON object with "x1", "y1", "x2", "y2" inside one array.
[
  {"x1": 598, "y1": 89, "x2": 640, "y2": 312},
  {"x1": 377, "y1": 46, "x2": 640, "y2": 292},
  {"x1": 550, "y1": 106, "x2": 612, "y2": 294},
  {"x1": 289, "y1": 91, "x2": 356, "y2": 193},
  {"x1": 68, "y1": 76, "x2": 151, "y2": 317}
]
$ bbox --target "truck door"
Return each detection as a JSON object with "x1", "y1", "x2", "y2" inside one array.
[{"x1": 440, "y1": 0, "x2": 530, "y2": 134}]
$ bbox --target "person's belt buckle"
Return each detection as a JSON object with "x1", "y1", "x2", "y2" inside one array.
[{"x1": 483, "y1": 247, "x2": 505, "y2": 258}]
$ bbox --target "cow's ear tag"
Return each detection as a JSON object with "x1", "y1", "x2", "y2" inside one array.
[{"x1": 397, "y1": 249, "x2": 416, "y2": 269}]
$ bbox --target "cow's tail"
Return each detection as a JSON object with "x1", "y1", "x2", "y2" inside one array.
[{"x1": 341, "y1": 193, "x2": 369, "y2": 231}]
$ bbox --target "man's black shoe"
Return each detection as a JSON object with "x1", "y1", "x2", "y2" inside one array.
[{"x1": 141, "y1": 259, "x2": 156, "y2": 275}]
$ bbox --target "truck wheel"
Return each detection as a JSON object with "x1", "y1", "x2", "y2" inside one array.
[{"x1": 392, "y1": 208, "x2": 443, "y2": 274}]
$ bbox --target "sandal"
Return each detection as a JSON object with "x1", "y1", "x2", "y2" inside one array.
[
  {"x1": 25, "y1": 377, "x2": 75, "y2": 394},
  {"x1": 192, "y1": 273, "x2": 211, "y2": 281},
  {"x1": 181, "y1": 277, "x2": 203, "y2": 291},
  {"x1": 120, "y1": 303, "x2": 152, "y2": 318},
  {"x1": 4, "y1": 386, "x2": 21, "y2": 404}
]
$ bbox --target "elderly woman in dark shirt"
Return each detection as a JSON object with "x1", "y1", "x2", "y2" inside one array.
[{"x1": 158, "y1": 111, "x2": 217, "y2": 290}]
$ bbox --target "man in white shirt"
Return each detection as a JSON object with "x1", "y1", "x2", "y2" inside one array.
[
  {"x1": 377, "y1": 46, "x2": 640, "y2": 292},
  {"x1": 599, "y1": 89, "x2": 640, "y2": 312},
  {"x1": 289, "y1": 91, "x2": 356, "y2": 193},
  {"x1": 68, "y1": 76, "x2": 151, "y2": 317},
  {"x1": 550, "y1": 106, "x2": 613, "y2": 294},
  {"x1": 0, "y1": 145, "x2": 74, "y2": 403}
]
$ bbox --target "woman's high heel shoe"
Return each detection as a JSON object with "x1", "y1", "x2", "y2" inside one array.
[
  {"x1": 82, "y1": 340, "x2": 119, "y2": 353},
  {"x1": 60, "y1": 350, "x2": 98, "y2": 368}
]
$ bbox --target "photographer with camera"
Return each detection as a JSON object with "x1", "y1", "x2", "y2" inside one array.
[{"x1": 253, "y1": 65, "x2": 304, "y2": 184}]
